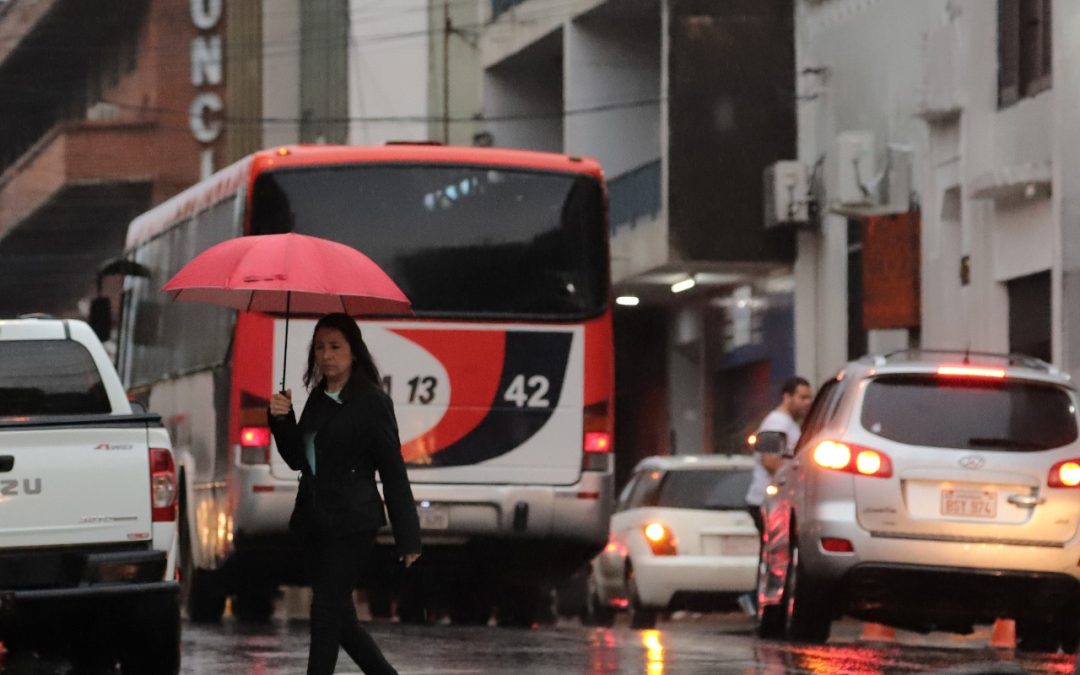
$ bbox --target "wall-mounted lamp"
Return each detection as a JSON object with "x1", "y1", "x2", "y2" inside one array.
[{"x1": 670, "y1": 277, "x2": 696, "y2": 294}]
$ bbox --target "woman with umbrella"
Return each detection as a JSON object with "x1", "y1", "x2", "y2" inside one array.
[{"x1": 269, "y1": 312, "x2": 421, "y2": 675}]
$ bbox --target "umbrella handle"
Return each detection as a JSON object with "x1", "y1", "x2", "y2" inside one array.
[{"x1": 280, "y1": 291, "x2": 290, "y2": 393}]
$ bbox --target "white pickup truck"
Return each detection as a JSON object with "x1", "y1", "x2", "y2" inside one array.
[{"x1": 0, "y1": 318, "x2": 179, "y2": 673}]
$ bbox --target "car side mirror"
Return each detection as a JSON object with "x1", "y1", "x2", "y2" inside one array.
[{"x1": 754, "y1": 430, "x2": 788, "y2": 456}]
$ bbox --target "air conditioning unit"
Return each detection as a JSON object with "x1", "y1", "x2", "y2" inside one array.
[
  {"x1": 834, "y1": 131, "x2": 875, "y2": 207},
  {"x1": 763, "y1": 160, "x2": 809, "y2": 228}
]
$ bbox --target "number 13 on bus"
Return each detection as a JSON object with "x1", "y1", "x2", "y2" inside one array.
[{"x1": 118, "y1": 144, "x2": 614, "y2": 624}]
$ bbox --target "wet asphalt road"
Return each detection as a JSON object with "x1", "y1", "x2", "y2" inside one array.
[
  {"x1": 2, "y1": 615, "x2": 1075, "y2": 674},
  {"x1": 175, "y1": 616, "x2": 1074, "y2": 675}
]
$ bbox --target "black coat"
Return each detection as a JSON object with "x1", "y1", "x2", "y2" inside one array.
[{"x1": 268, "y1": 378, "x2": 421, "y2": 555}]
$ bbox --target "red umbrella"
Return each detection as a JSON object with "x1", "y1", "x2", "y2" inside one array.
[{"x1": 162, "y1": 232, "x2": 411, "y2": 391}]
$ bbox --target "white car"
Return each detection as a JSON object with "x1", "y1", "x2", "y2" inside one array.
[{"x1": 588, "y1": 455, "x2": 757, "y2": 628}]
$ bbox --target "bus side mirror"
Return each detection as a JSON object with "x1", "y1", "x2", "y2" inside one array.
[{"x1": 89, "y1": 297, "x2": 112, "y2": 342}]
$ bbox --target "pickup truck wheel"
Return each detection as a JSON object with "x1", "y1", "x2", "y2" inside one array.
[
  {"x1": 120, "y1": 593, "x2": 181, "y2": 674},
  {"x1": 179, "y1": 507, "x2": 225, "y2": 622}
]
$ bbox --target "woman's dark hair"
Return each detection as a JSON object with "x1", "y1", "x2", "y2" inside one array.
[{"x1": 303, "y1": 313, "x2": 382, "y2": 390}]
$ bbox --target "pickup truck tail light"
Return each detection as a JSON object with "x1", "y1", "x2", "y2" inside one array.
[
  {"x1": 812, "y1": 440, "x2": 893, "y2": 479},
  {"x1": 150, "y1": 448, "x2": 177, "y2": 522}
]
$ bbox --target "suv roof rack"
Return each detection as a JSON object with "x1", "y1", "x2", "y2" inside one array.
[{"x1": 865, "y1": 349, "x2": 1058, "y2": 374}]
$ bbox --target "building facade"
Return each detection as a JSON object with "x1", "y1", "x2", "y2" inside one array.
[
  {"x1": 794, "y1": 0, "x2": 1070, "y2": 385},
  {"x1": 475, "y1": 0, "x2": 799, "y2": 478},
  {"x1": 0, "y1": 0, "x2": 262, "y2": 320}
]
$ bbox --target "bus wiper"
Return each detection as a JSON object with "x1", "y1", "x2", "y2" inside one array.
[{"x1": 967, "y1": 437, "x2": 1046, "y2": 450}]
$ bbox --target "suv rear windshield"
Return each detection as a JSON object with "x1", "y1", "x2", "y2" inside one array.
[
  {"x1": 861, "y1": 375, "x2": 1078, "y2": 451},
  {"x1": 655, "y1": 469, "x2": 753, "y2": 510},
  {"x1": 0, "y1": 341, "x2": 111, "y2": 417}
]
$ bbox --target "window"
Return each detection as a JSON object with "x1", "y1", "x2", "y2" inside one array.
[
  {"x1": 0, "y1": 341, "x2": 111, "y2": 417},
  {"x1": 125, "y1": 196, "x2": 240, "y2": 386},
  {"x1": 654, "y1": 469, "x2": 753, "y2": 511},
  {"x1": 999, "y1": 0, "x2": 1052, "y2": 106},
  {"x1": 251, "y1": 165, "x2": 608, "y2": 319},
  {"x1": 625, "y1": 469, "x2": 664, "y2": 509},
  {"x1": 861, "y1": 375, "x2": 1077, "y2": 450},
  {"x1": 794, "y1": 378, "x2": 846, "y2": 454}
]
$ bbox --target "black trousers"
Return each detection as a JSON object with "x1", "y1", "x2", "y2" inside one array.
[
  {"x1": 305, "y1": 530, "x2": 397, "y2": 675},
  {"x1": 747, "y1": 504, "x2": 764, "y2": 536}
]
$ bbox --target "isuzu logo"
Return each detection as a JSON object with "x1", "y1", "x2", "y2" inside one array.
[
  {"x1": 0, "y1": 478, "x2": 41, "y2": 495},
  {"x1": 958, "y1": 455, "x2": 986, "y2": 470}
]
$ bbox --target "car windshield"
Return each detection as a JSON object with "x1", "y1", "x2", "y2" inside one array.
[
  {"x1": 861, "y1": 375, "x2": 1078, "y2": 451},
  {"x1": 654, "y1": 468, "x2": 752, "y2": 510},
  {"x1": 250, "y1": 164, "x2": 608, "y2": 319},
  {"x1": 0, "y1": 341, "x2": 111, "y2": 417}
]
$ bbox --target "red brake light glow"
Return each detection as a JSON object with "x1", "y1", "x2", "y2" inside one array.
[
  {"x1": 1049, "y1": 459, "x2": 1080, "y2": 488},
  {"x1": 584, "y1": 432, "x2": 612, "y2": 453},
  {"x1": 240, "y1": 426, "x2": 272, "y2": 447},
  {"x1": 937, "y1": 366, "x2": 1006, "y2": 379},
  {"x1": 812, "y1": 441, "x2": 892, "y2": 478},
  {"x1": 821, "y1": 537, "x2": 854, "y2": 553}
]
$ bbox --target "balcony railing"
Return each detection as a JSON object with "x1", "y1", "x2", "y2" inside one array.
[{"x1": 608, "y1": 160, "x2": 661, "y2": 231}]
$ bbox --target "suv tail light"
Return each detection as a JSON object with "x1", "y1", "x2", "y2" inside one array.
[
  {"x1": 812, "y1": 440, "x2": 893, "y2": 478},
  {"x1": 239, "y1": 425, "x2": 272, "y2": 465},
  {"x1": 582, "y1": 401, "x2": 612, "y2": 471},
  {"x1": 1049, "y1": 459, "x2": 1080, "y2": 488},
  {"x1": 642, "y1": 522, "x2": 677, "y2": 556},
  {"x1": 149, "y1": 448, "x2": 177, "y2": 522}
]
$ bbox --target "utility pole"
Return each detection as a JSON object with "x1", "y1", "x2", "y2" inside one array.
[{"x1": 443, "y1": 0, "x2": 451, "y2": 144}]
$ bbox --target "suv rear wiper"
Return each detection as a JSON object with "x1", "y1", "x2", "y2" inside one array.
[{"x1": 966, "y1": 437, "x2": 1047, "y2": 450}]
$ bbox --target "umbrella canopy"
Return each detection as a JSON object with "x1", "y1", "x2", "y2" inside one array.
[
  {"x1": 162, "y1": 232, "x2": 410, "y2": 315},
  {"x1": 162, "y1": 232, "x2": 411, "y2": 391}
]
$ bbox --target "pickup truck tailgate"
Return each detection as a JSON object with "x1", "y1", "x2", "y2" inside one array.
[{"x1": 0, "y1": 424, "x2": 152, "y2": 548}]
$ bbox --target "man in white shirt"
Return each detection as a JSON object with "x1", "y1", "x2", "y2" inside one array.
[{"x1": 745, "y1": 376, "x2": 813, "y2": 534}]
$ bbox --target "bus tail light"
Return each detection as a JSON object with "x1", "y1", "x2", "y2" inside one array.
[
  {"x1": 643, "y1": 522, "x2": 677, "y2": 556},
  {"x1": 1049, "y1": 459, "x2": 1080, "y2": 488},
  {"x1": 583, "y1": 401, "x2": 612, "y2": 472},
  {"x1": 239, "y1": 426, "x2": 272, "y2": 465},
  {"x1": 150, "y1": 448, "x2": 177, "y2": 522},
  {"x1": 812, "y1": 441, "x2": 892, "y2": 479}
]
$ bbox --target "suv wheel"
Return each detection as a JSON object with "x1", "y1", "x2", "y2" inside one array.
[{"x1": 783, "y1": 540, "x2": 831, "y2": 643}]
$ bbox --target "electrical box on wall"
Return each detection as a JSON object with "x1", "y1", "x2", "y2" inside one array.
[
  {"x1": 763, "y1": 160, "x2": 809, "y2": 228},
  {"x1": 834, "y1": 131, "x2": 876, "y2": 207}
]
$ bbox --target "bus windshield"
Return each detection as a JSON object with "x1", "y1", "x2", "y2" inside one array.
[{"x1": 250, "y1": 164, "x2": 608, "y2": 319}]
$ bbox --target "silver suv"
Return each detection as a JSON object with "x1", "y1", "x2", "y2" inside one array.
[{"x1": 757, "y1": 350, "x2": 1080, "y2": 652}]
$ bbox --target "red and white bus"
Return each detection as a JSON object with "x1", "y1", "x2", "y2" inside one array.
[{"x1": 117, "y1": 144, "x2": 614, "y2": 625}]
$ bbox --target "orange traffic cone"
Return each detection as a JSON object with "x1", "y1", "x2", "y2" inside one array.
[
  {"x1": 989, "y1": 618, "x2": 1016, "y2": 649},
  {"x1": 860, "y1": 622, "x2": 896, "y2": 642}
]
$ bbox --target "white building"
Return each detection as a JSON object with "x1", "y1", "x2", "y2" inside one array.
[{"x1": 795, "y1": 0, "x2": 1067, "y2": 383}]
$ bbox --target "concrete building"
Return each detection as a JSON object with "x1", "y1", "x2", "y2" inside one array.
[
  {"x1": 0, "y1": 0, "x2": 263, "y2": 319},
  {"x1": 794, "y1": 0, "x2": 1068, "y2": 384},
  {"x1": 476, "y1": 0, "x2": 799, "y2": 478}
]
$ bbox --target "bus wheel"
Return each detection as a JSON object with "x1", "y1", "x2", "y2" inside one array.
[
  {"x1": 232, "y1": 585, "x2": 277, "y2": 624},
  {"x1": 179, "y1": 501, "x2": 226, "y2": 622}
]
